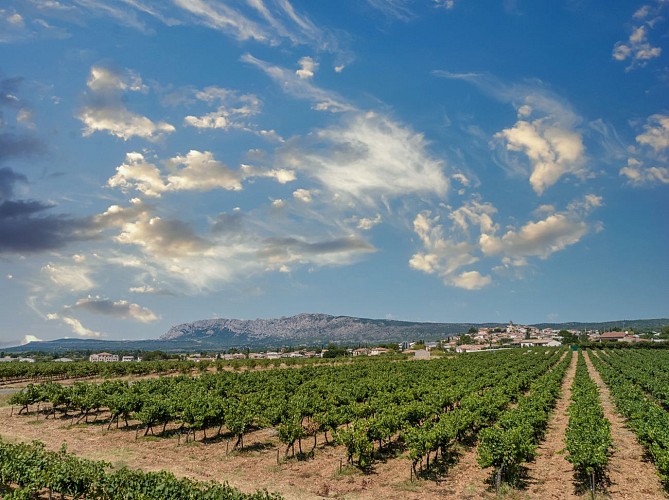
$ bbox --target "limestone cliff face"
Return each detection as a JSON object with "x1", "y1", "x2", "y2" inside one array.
[{"x1": 160, "y1": 313, "x2": 469, "y2": 345}]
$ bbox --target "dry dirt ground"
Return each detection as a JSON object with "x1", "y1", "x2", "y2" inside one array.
[
  {"x1": 584, "y1": 350, "x2": 667, "y2": 499},
  {"x1": 1, "y1": 354, "x2": 667, "y2": 499}
]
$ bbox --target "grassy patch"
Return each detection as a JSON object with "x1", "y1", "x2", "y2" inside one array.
[{"x1": 393, "y1": 479, "x2": 420, "y2": 492}]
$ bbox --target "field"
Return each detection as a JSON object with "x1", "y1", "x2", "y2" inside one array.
[{"x1": 1, "y1": 348, "x2": 669, "y2": 498}]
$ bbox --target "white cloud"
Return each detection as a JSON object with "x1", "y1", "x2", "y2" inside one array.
[
  {"x1": 242, "y1": 53, "x2": 354, "y2": 113},
  {"x1": 293, "y1": 188, "x2": 313, "y2": 203},
  {"x1": 78, "y1": 66, "x2": 174, "y2": 141},
  {"x1": 434, "y1": 72, "x2": 588, "y2": 194},
  {"x1": 613, "y1": 25, "x2": 662, "y2": 69},
  {"x1": 409, "y1": 193, "x2": 600, "y2": 289},
  {"x1": 612, "y1": 2, "x2": 667, "y2": 70},
  {"x1": 7, "y1": 12, "x2": 24, "y2": 26},
  {"x1": 108, "y1": 152, "x2": 168, "y2": 197},
  {"x1": 184, "y1": 86, "x2": 261, "y2": 130},
  {"x1": 409, "y1": 210, "x2": 482, "y2": 288},
  {"x1": 636, "y1": 114, "x2": 669, "y2": 153},
  {"x1": 480, "y1": 213, "x2": 588, "y2": 259},
  {"x1": 281, "y1": 112, "x2": 448, "y2": 207},
  {"x1": 165, "y1": 150, "x2": 243, "y2": 191},
  {"x1": 357, "y1": 214, "x2": 382, "y2": 230},
  {"x1": 451, "y1": 271, "x2": 491, "y2": 290},
  {"x1": 107, "y1": 151, "x2": 295, "y2": 197},
  {"x1": 620, "y1": 158, "x2": 669, "y2": 186},
  {"x1": 621, "y1": 114, "x2": 669, "y2": 187},
  {"x1": 296, "y1": 56, "x2": 318, "y2": 79},
  {"x1": 41, "y1": 263, "x2": 95, "y2": 292},
  {"x1": 46, "y1": 313, "x2": 101, "y2": 337},
  {"x1": 494, "y1": 107, "x2": 586, "y2": 195},
  {"x1": 366, "y1": 0, "x2": 414, "y2": 21}
]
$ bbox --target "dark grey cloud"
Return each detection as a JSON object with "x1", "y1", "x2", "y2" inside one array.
[
  {"x1": 261, "y1": 235, "x2": 375, "y2": 257},
  {"x1": 0, "y1": 167, "x2": 27, "y2": 200},
  {"x1": 211, "y1": 211, "x2": 243, "y2": 235},
  {"x1": 67, "y1": 297, "x2": 158, "y2": 323},
  {"x1": 0, "y1": 167, "x2": 97, "y2": 254}
]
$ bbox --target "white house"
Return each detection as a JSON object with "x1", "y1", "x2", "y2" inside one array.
[{"x1": 89, "y1": 352, "x2": 119, "y2": 362}]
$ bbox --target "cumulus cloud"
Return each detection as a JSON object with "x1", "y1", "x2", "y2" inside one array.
[
  {"x1": 635, "y1": 114, "x2": 669, "y2": 153},
  {"x1": 356, "y1": 214, "x2": 382, "y2": 230},
  {"x1": 293, "y1": 188, "x2": 313, "y2": 202},
  {"x1": 280, "y1": 111, "x2": 448, "y2": 207},
  {"x1": 493, "y1": 103, "x2": 586, "y2": 195},
  {"x1": 78, "y1": 66, "x2": 175, "y2": 141},
  {"x1": 409, "y1": 193, "x2": 600, "y2": 289},
  {"x1": 620, "y1": 158, "x2": 669, "y2": 185},
  {"x1": 451, "y1": 270, "x2": 491, "y2": 290},
  {"x1": 612, "y1": 2, "x2": 666, "y2": 70},
  {"x1": 409, "y1": 210, "x2": 484, "y2": 289},
  {"x1": 620, "y1": 114, "x2": 669, "y2": 187},
  {"x1": 296, "y1": 56, "x2": 318, "y2": 79},
  {"x1": 480, "y1": 213, "x2": 587, "y2": 260},
  {"x1": 107, "y1": 150, "x2": 295, "y2": 197},
  {"x1": 183, "y1": 86, "x2": 262, "y2": 130},
  {"x1": 434, "y1": 72, "x2": 588, "y2": 194},
  {"x1": 69, "y1": 297, "x2": 159, "y2": 323}
]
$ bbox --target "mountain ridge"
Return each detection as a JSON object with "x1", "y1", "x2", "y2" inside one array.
[{"x1": 5, "y1": 314, "x2": 667, "y2": 352}]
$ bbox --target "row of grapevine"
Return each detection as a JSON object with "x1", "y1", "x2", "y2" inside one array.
[
  {"x1": 0, "y1": 438, "x2": 281, "y2": 499},
  {"x1": 392, "y1": 349, "x2": 566, "y2": 475},
  {"x1": 9, "y1": 349, "x2": 564, "y2": 470},
  {"x1": 564, "y1": 352, "x2": 611, "y2": 494},
  {"x1": 476, "y1": 350, "x2": 571, "y2": 490},
  {"x1": 599, "y1": 349, "x2": 669, "y2": 408},
  {"x1": 590, "y1": 350, "x2": 669, "y2": 483},
  {"x1": 0, "y1": 360, "x2": 192, "y2": 385},
  {"x1": 0, "y1": 354, "x2": 374, "y2": 385}
]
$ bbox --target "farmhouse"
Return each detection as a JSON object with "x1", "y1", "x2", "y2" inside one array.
[
  {"x1": 89, "y1": 352, "x2": 119, "y2": 362},
  {"x1": 520, "y1": 339, "x2": 562, "y2": 347},
  {"x1": 599, "y1": 331, "x2": 629, "y2": 342}
]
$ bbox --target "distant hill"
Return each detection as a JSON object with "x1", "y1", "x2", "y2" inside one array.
[
  {"x1": 5, "y1": 313, "x2": 668, "y2": 353},
  {"x1": 160, "y1": 313, "x2": 498, "y2": 347}
]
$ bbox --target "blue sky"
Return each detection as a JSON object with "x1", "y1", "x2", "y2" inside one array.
[{"x1": 0, "y1": 0, "x2": 667, "y2": 345}]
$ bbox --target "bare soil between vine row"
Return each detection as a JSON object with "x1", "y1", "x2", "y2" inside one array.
[{"x1": 584, "y1": 350, "x2": 667, "y2": 499}]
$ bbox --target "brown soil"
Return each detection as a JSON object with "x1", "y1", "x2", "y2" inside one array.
[
  {"x1": 523, "y1": 349, "x2": 580, "y2": 499},
  {"x1": 583, "y1": 350, "x2": 667, "y2": 499},
  {"x1": 0, "y1": 404, "x2": 478, "y2": 499}
]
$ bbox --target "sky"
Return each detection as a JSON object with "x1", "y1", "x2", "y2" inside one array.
[{"x1": 0, "y1": 0, "x2": 668, "y2": 346}]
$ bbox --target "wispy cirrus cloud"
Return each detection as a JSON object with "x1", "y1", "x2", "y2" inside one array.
[
  {"x1": 279, "y1": 111, "x2": 449, "y2": 207},
  {"x1": 242, "y1": 53, "x2": 355, "y2": 112}
]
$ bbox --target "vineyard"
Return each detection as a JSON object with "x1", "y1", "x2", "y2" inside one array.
[{"x1": 2, "y1": 347, "x2": 669, "y2": 498}]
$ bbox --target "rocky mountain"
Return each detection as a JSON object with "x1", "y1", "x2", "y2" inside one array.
[{"x1": 160, "y1": 313, "x2": 494, "y2": 347}]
